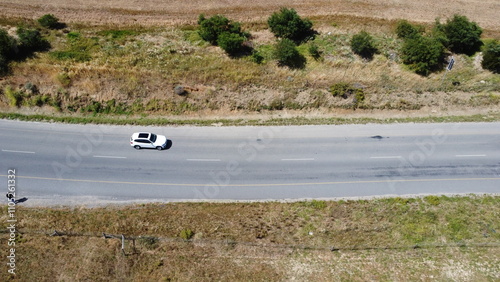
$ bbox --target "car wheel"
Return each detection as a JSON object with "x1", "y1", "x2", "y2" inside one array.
[
  {"x1": 156, "y1": 146, "x2": 163, "y2": 151},
  {"x1": 134, "y1": 145, "x2": 141, "y2": 150}
]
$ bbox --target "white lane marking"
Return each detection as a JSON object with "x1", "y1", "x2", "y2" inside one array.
[
  {"x1": 2, "y1": 149, "x2": 35, "y2": 154},
  {"x1": 93, "y1": 155, "x2": 127, "y2": 159},
  {"x1": 187, "y1": 159, "x2": 221, "y2": 162},
  {"x1": 456, "y1": 154, "x2": 486, "y2": 157},
  {"x1": 370, "y1": 156, "x2": 402, "y2": 159},
  {"x1": 281, "y1": 158, "x2": 315, "y2": 161}
]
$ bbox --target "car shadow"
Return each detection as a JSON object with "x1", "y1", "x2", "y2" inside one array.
[{"x1": 165, "y1": 139, "x2": 173, "y2": 150}]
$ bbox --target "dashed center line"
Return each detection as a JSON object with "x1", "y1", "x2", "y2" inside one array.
[
  {"x1": 187, "y1": 159, "x2": 221, "y2": 162},
  {"x1": 456, "y1": 154, "x2": 486, "y2": 157},
  {"x1": 93, "y1": 155, "x2": 127, "y2": 159},
  {"x1": 2, "y1": 149, "x2": 35, "y2": 154},
  {"x1": 370, "y1": 156, "x2": 402, "y2": 159}
]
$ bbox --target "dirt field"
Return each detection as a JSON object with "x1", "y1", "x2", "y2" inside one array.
[
  {"x1": 2, "y1": 196, "x2": 499, "y2": 280},
  {"x1": 1, "y1": 0, "x2": 499, "y2": 31}
]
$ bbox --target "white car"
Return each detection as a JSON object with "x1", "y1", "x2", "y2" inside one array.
[{"x1": 130, "y1": 132, "x2": 167, "y2": 150}]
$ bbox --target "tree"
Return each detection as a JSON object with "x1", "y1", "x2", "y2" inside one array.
[
  {"x1": 217, "y1": 32, "x2": 246, "y2": 56},
  {"x1": 401, "y1": 34, "x2": 444, "y2": 76},
  {"x1": 0, "y1": 29, "x2": 16, "y2": 58},
  {"x1": 350, "y1": 31, "x2": 377, "y2": 59},
  {"x1": 17, "y1": 27, "x2": 50, "y2": 56},
  {"x1": 198, "y1": 14, "x2": 248, "y2": 45},
  {"x1": 38, "y1": 14, "x2": 64, "y2": 29},
  {"x1": 0, "y1": 28, "x2": 17, "y2": 74},
  {"x1": 395, "y1": 20, "x2": 423, "y2": 40},
  {"x1": 274, "y1": 38, "x2": 306, "y2": 69},
  {"x1": 267, "y1": 8, "x2": 316, "y2": 44},
  {"x1": 481, "y1": 40, "x2": 500, "y2": 73},
  {"x1": 439, "y1": 14, "x2": 483, "y2": 55}
]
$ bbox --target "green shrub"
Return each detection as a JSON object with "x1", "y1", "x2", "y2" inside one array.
[
  {"x1": 251, "y1": 51, "x2": 264, "y2": 64},
  {"x1": 217, "y1": 32, "x2": 246, "y2": 55},
  {"x1": 81, "y1": 101, "x2": 102, "y2": 114},
  {"x1": 0, "y1": 28, "x2": 16, "y2": 74},
  {"x1": 267, "y1": 8, "x2": 316, "y2": 44},
  {"x1": 395, "y1": 20, "x2": 423, "y2": 40},
  {"x1": 0, "y1": 55, "x2": 7, "y2": 74},
  {"x1": 439, "y1": 14, "x2": 483, "y2": 55},
  {"x1": 38, "y1": 14, "x2": 63, "y2": 29},
  {"x1": 308, "y1": 43, "x2": 321, "y2": 60},
  {"x1": 401, "y1": 34, "x2": 444, "y2": 76},
  {"x1": 274, "y1": 38, "x2": 306, "y2": 69},
  {"x1": 4, "y1": 86, "x2": 23, "y2": 107},
  {"x1": 482, "y1": 39, "x2": 500, "y2": 73},
  {"x1": 16, "y1": 27, "x2": 50, "y2": 56},
  {"x1": 180, "y1": 229, "x2": 194, "y2": 240},
  {"x1": 0, "y1": 28, "x2": 16, "y2": 58},
  {"x1": 329, "y1": 82, "x2": 365, "y2": 107},
  {"x1": 197, "y1": 14, "x2": 248, "y2": 45},
  {"x1": 350, "y1": 31, "x2": 377, "y2": 59}
]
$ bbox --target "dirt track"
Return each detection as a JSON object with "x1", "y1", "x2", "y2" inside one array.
[{"x1": 1, "y1": 0, "x2": 499, "y2": 31}]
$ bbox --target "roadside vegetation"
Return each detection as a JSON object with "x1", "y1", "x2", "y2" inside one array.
[
  {"x1": 1, "y1": 195, "x2": 498, "y2": 280},
  {"x1": 0, "y1": 10, "x2": 498, "y2": 124}
]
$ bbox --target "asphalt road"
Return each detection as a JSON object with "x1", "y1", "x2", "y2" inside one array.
[{"x1": 1, "y1": 120, "x2": 499, "y2": 206}]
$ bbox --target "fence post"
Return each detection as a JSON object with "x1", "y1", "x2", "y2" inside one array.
[{"x1": 121, "y1": 234, "x2": 126, "y2": 256}]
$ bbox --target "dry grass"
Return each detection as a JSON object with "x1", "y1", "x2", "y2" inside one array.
[
  {"x1": 1, "y1": 195, "x2": 499, "y2": 280},
  {"x1": 1, "y1": 1, "x2": 499, "y2": 120},
  {"x1": 1, "y1": 24, "x2": 498, "y2": 120},
  {"x1": 1, "y1": 0, "x2": 499, "y2": 33}
]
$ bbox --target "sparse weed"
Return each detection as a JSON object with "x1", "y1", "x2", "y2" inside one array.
[{"x1": 179, "y1": 229, "x2": 194, "y2": 240}]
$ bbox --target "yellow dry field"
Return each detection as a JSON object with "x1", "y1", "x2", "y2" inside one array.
[{"x1": 1, "y1": 0, "x2": 499, "y2": 30}]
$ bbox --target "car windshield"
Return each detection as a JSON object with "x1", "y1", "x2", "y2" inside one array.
[{"x1": 149, "y1": 134, "x2": 157, "y2": 142}]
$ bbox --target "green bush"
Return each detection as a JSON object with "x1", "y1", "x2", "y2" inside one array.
[
  {"x1": 251, "y1": 51, "x2": 264, "y2": 64},
  {"x1": 350, "y1": 31, "x2": 377, "y2": 59},
  {"x1": 217, "y1": 32, "x2": 246, "y2": 56},
  {"x1": 401, "y1": 34, "x2": 444, "y2": 76},
  {"x1": 439, "y1": 14, "x2": 483, "y2": 55},
  {"x1": 481, "y1": 40, "x2": 500, "y2": 73},
  {"x1": 180, "y1": 229, "x2": 194, "y2": 240},
  {"x1": 0, "y1": 55, "x2": 6, "y2": 74},
  {"x1": 395, "y1": 20, "x2": 423, "y2": 40},
  {"x1": 267, "y1": 8, "x2": 316, "y2": 44},
  {"x1": 0, "y1": 28, "x2": 17, "y2": 74},
  {"x1": 197, "y1": 14, "x2": 248, "y2": 45},
  {"x1": 274, "y1": 38, "x2": 306, "y2": 69},
  {"x1": 308, "y1": 43, "x2": 321, "y2": 60},
  {"x1": 16, "y1": 27, "x2": 50, "y2": 56},
  {"x1": 329, "y1": 82, "x2": 365, "y2": 107},
  {"x1": 4, "y1": 86, "x2": 23, "y2": 107},
  {"x1": 38, "y1": 14, "x2": 63, "y2": 29},
  {"x1": 0, "y1": 28, "x2": 16, "y2": 58}
]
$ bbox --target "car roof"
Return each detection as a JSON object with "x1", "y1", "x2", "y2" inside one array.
[{"x1": 132, "y1": 132, "x2": 151, "y2": 139}]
